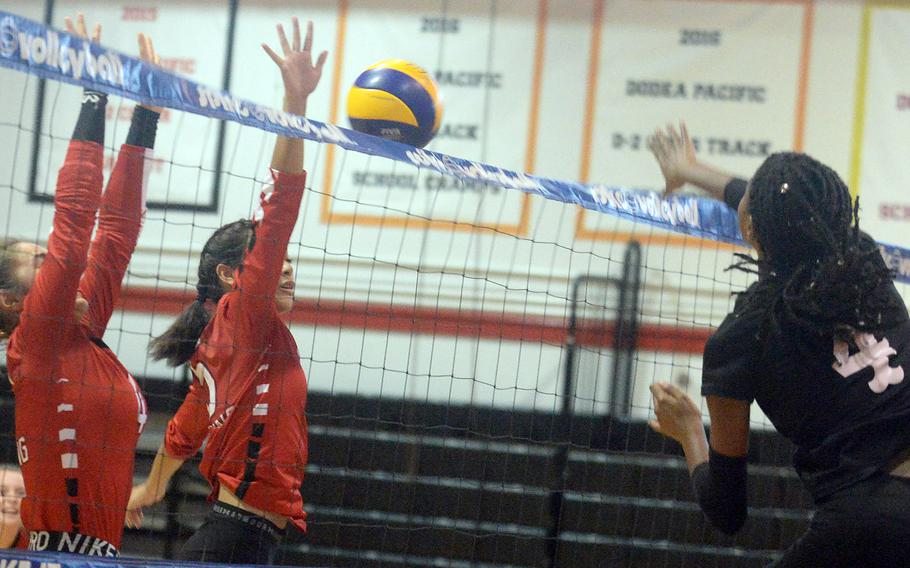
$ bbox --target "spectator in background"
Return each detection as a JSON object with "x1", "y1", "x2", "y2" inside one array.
[{"x1": 0, "y1": 466, "x2": 25, "y2": 548}]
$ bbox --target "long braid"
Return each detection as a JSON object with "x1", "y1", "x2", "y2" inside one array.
[{"x1": 731, "y1": 153, "x2": 903, "y2": 342}]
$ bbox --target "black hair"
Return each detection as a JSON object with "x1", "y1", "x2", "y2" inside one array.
[
  {"x1": 149, "y1": 219, "x2": 256, "y2": 366},
  {"x1": 731, "y1": 152, "x2": 905, "y2": 340}
]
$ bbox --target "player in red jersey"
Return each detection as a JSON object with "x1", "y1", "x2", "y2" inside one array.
[
  {"x1": 126, "y1": 17, "x2": 327, "y2": 565},
  {"x1": 0, "y1": 15, "x2": 162, "y2": 556}
]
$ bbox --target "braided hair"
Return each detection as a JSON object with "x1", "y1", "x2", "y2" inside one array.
[
  {"x1": 149, "y1": 219, "x2": 256, "y2": 366},
  {"x1": 731, "y1": 152, "x2": 904, "y2": 341}
]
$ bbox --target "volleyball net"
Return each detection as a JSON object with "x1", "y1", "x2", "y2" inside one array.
[{"x1": 2, "y1": 7, "x2": 910, "y2": 568}]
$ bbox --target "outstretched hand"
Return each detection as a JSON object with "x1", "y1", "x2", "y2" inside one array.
[
  {"x1": 647, "y1": 122, "x2": 697, "y2": 196},
  {"x1": 64, "y1": 13, "x2": 101, "y2": 42},
  {"x1": 262, "y1": 18, "x2": 328, "y2": 113}
]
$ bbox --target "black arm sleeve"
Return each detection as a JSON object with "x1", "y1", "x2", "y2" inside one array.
[
  {"x1": 126, "y1": 105, "x2": 161, "y2": 149},
  {"x1": 723, "y1": 178, "x2": 748, "y2": 211},
  {"x1": 691, "y1": 448, "x2": 748, "y2": 535},
  {"x1": 72, "y1": 90, "x2": 108, "y2": 144}
]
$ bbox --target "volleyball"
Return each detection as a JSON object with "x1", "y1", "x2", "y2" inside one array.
[{"x1": 346, "y1": 59, "x2": 443, "y2": 148}]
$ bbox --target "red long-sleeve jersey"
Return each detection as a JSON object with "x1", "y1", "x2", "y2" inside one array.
[
  {"x1": 8, "y1": 140, "x2": 149, "y2": 549},
  {"x1": 164, "y1": 170, "x2": 309, "y2": 531}
]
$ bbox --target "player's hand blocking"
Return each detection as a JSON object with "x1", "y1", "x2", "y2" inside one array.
[
  {"x1": 261, "y1": 17, "x2": 329, "y2": 111},
  {"x1": 64, "y1": 13, "x2": 101, "y2": 43},
  {"x1": 648, "y1": 122, "x2": 697, "y2": 196}
]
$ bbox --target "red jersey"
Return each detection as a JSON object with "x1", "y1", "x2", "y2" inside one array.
[
  {"x1": 9, "y1": 140, "x2": 149, "y2": 548},
  {"x1": 165, "y1": 170, "x2": 309, "y2": 531},
  {"x1": 15, "y1": 529, "x2": 28, "y2": 549}
]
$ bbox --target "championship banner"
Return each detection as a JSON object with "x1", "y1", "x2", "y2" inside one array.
[{"x1": 320, "y1": 0, "x2": 541, "y2": 235}]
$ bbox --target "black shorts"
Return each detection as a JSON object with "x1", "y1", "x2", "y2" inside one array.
[
  {"x1": 178, "y1": 501, "x2": 286, "y2": 565},
  {"x1": 770, "y1": 473, "x2": 910, "y2": 567}
]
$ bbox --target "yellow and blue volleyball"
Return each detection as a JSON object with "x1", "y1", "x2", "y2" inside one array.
[{"x1": 347, "y1": 60, "x2": 443, "y2": 148}]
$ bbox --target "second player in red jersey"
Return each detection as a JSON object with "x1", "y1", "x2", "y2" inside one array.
[
  {"x1": 127, "y1": 17, "x2": 328, "y2": 565},
  {"x1": 0, "y1": 17, "x2": 162, "y2": 555}
]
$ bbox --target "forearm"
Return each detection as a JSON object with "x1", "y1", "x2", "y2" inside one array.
[
  {"x1": 143, "y1": 445, "x2": 186, "y2": 501},
  {"x1": 691, "y1": 448, "x2": 749, "y2": 535},
  {"x1": 678, "y1": 161, "x2": 738, "y2": 202},
  {"x1": 100, "y1": 106, "x2": 160, "y2": 222},
  {"x1": 679, "y1": 427, "x2": 710, "y2": 473},
  {"x1": 270, "y1": 97, "x2": 306, "y2": 174},
  {"x1": 72, "y1": 90, "x2": 107, "y2": 144},
  {"x1": 126, "y1": 105, "x2": 160, "y2": 151},
  {"x1": 57, "y1": 89, "x2": 106, "y2": 223}
]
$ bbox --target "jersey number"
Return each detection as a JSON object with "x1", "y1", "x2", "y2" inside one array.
[
  {"x1": 16, "y1": 437, "x2": 28, "y2": 465},
  {"x1": 193, "y1": 362, "x2": 218, "y2": 417}
]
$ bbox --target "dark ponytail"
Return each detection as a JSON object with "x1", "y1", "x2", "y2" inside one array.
[
  {"x1": 149, "y1": 219, "x2": 255, "y2": 366},
  {"x1": 731, "y1": 152, "x2": 906, "y2": 340}
]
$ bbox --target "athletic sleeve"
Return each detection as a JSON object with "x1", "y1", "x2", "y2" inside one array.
[
  {"x1": 701, "y1": 306, "x2": 763, "y2": 402},
  {"x1": 78, "y1": 146, "x2": 147, "y2": 337},
  {"x1": 691, "y1": 448, "x2": 748, "y2": 535},
  {"x1": 229, "y1": 169, "x2": 307, "y2": 351},
  {"x1": 723, "y1": 178, "x2": 748, "y2": 211},
  {"x1": 163, "y1": 371, "x2": 214, "y2": 459},
  {"x1": 79, "y1": 108, "x2": 159, "y2": 337},
  {"x1": 13, "y1": 140, "x2": 103, "y2": 382}
]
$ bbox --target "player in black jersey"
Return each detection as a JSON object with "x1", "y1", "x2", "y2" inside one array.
[{"x1": 646, "y1": 123, "x2": 910, "y2": 567}]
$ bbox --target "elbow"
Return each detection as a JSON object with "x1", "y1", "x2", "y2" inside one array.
[
  {"x1": 697, "y1": 487, "x2": 747, "y2": 536},
  {"x1": 690, "y1": 453, "x2": 749, "y2": 537}
]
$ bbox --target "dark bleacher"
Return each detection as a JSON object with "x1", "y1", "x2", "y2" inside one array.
[{"x1": 110, "y1": 385, "x2": 811, "y2": 567}]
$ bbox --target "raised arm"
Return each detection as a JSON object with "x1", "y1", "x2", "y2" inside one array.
[
  {"x1": 648, "y1": 122, "x2": 748, "y2": 210},
  {"x1": 80, "y1": 34, "x2": 162, "y2": 337},
  {"x1": 229, "y1": 18, "x2": 326, "y2": 350},
  {"x1": 12, "y1": 16, "x2": 105, "y2": 378}
]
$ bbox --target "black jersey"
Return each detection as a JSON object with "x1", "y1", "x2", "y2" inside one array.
[{"x1": 702, "y1": 279, "x2": 910, "y2": 502}]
